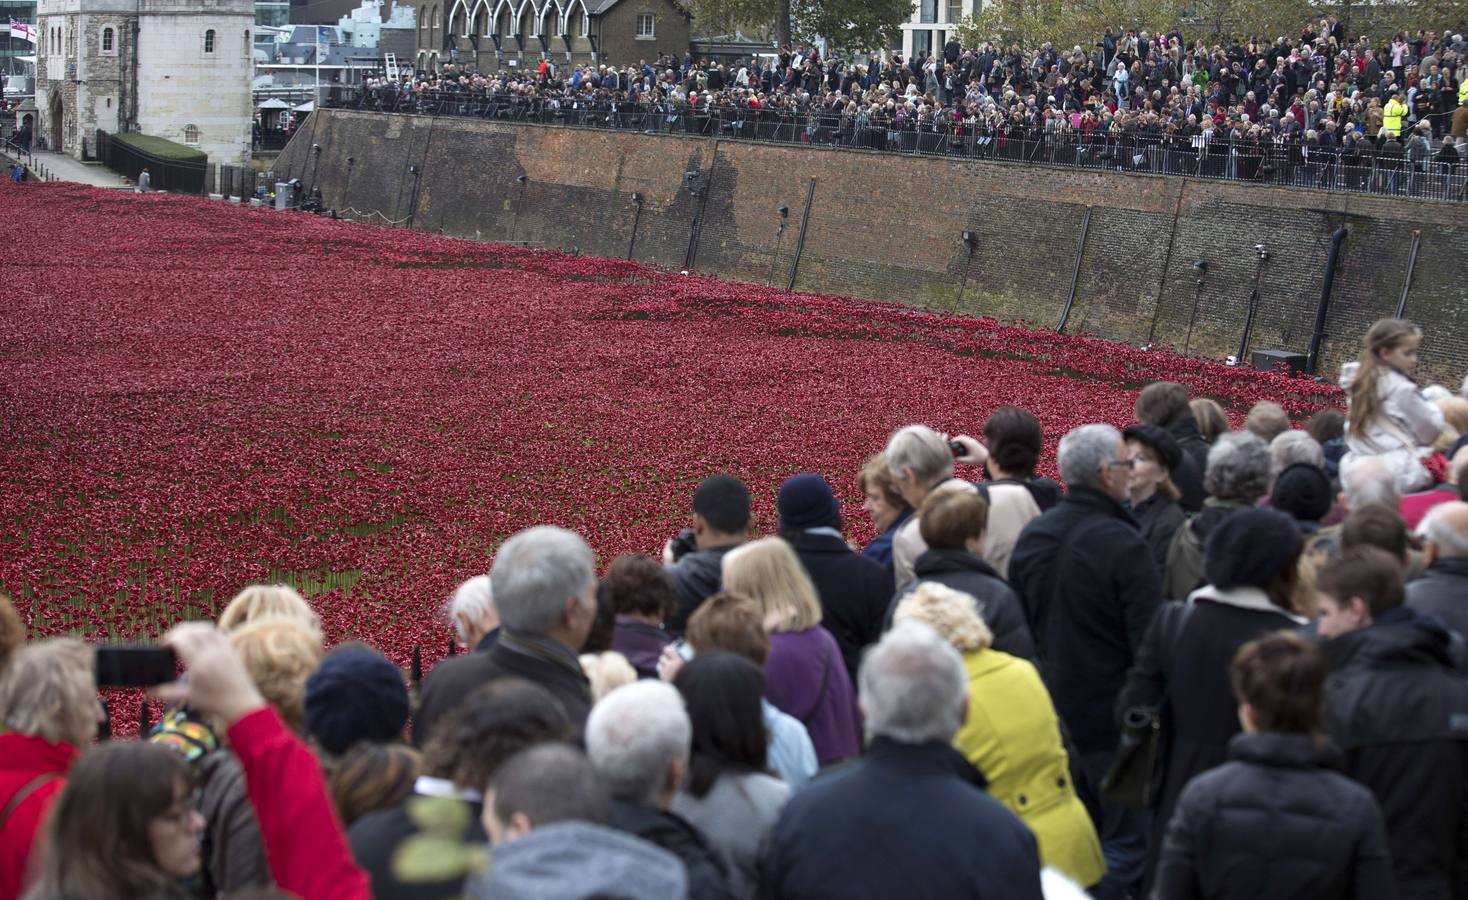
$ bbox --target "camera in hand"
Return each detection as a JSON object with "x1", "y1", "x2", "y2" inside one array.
[
  {"x1": 95, "y1": 644, "x2": 178, "y2": 688},
  {"x1": 948, "y1": 439, "x2": 966, "y2": 457},
  {"x1": 668, "y1": 528, "x2": 699, "y2": 562}
]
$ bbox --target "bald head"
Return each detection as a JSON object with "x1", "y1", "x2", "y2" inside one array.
[
  {"x1": 1421, "y1": 502, "x2": 1468, "y2": 561},
  {"x1": 1342, "y1": 456, "x2": 1399, "y2": 511}
]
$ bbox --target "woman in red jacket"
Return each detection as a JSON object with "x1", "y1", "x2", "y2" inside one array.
[
  {"x1": 159, "y1": 623, "x2": 371, "y2": 900},
  {"x1": 0, "y1": 638, "x2": 99, "y2": 900}
]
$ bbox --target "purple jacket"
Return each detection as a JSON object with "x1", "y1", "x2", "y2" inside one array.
[
  {"x1": 611, "y1": 617, "x2": 671, "y2": 679},
  {"x1": 765, "y1": 627, "x2": 861, "y2": 766}
]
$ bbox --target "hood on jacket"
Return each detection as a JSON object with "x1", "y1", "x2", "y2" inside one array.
[
  {"x1": 913, "y1": 547, "x2": 1002, "y2": 581},
  {"x1": 473, "y1": 821, "x2": 687, "y2": 900},
  {"x1": 1324, "y1": 608, "x2": 1457, "y2": 672}
]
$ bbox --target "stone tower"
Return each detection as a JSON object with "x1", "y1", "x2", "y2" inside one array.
[{"x1": 36, "y1": 0, "x2": 253, "y2": 166}]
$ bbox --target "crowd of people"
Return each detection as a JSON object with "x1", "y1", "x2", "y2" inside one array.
[
  {"x1": 333, "y1": 19, "x2": 1468, "y2": 198},
  {"x1": 3, "y1": 315, "x2": 1468, "y2": 899}
]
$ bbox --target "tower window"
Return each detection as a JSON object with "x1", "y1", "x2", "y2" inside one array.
[
  {"x1": 101, "y1": 27, "x2": 114, "y2": 52},
  {"x1": 204, "y1": 29, "x2": 215, "y2": 53}
]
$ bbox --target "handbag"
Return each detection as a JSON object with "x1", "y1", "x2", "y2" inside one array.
[{"x1": 1100, "y1": 601, "x2": 1195, "y2": 809}]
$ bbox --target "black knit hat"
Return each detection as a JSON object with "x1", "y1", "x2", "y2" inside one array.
[
  {"x1": 1270, "y1": 462, "x2": 1334, "y2": 524},
  {"x1": 1122, "y1": 423, "x2": 1183, "y2": 473},
  {"x1": 1202, "y1": 507, "x2": 1302, "y2": 591},
  {"x1": 304, "y1": 647, "x2": 410, "y2": 756},
  {"x1": 778, "y1": 473, "x2": 841, "y2": 531}
]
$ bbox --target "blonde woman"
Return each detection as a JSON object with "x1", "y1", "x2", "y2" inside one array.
[
  {"x1": 894, "y1": 582, "x2": 1104, "y2": 891},
  {"x1": 722, "y1": 538, "x2": 860, "y2": 765},
  {"x1": 218, "y1": 584, "x2": 321, "y2": 636}
]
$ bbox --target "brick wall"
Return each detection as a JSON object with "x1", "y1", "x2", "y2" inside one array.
[{"x1": 279, "y1": 110, "x2": 1468, "y2": 382}]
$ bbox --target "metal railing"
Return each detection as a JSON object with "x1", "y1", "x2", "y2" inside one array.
[
  {"x1": 324, "y1": 85, "x2": 1466, "y2": 202},
  {"x1": 96, "y1": 130, "x2": 208, "y2": 194}
]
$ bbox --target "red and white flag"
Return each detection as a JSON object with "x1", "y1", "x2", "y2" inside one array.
[{"x1": 8, "y1": 20, "x2": 36, "y2": 44}]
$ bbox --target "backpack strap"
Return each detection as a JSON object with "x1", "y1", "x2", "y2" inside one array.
[{"x1": 0, "y1": 773, "x2": 60, "y2": 835}]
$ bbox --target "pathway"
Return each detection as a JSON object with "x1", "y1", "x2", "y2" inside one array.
[{"x1": 23, "y1": 150, "x2": 130, "y2": 189}]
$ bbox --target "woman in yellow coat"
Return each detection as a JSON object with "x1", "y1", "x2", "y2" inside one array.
[{"x1": 894, "y1": 581, "x2": 1104, "y2": 890}]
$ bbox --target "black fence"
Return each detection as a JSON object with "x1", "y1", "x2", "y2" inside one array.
[
  {"x1": 96, "y1": 130, "x2": 207, "y2": 194},
  {"x1": 326, "y1": 85, "x2": 1467, "y2": 203}
]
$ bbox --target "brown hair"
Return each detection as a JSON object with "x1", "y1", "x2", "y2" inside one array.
[
  {"x1": 421, "y1": 679, "x2": 571, "y2": 790},
  {"x1": 34, "y1": 741, "x2": 193, "y2": 899},
  {"x1": 1340, "y1": 503, "x2": 1410, "y2": 561},
  {"x1": 328, "y1": 742, "x2": 420, "y2": 828},
  {"x1": 1347, "y1": 318, "x2": 1422, "y2": 440},
  {"x1": 982, "y1": 406, "x2": 1043, "y2": 477},
  {"x1": 918, "y1": 489, "x2": 989, "y2": 549},
  {"x1": 1315, "y1": 545, "x2": 1406, "y2": 618},
  {"x1": 1244, "y1": 401, "x2": 1291, "y2": 443},
  {"x1": 597, "y1": 555, "x2": 677, "y2": 622},
  {"x1": 1190, "y1": 397, "x2": 1229, "y2": 443},
  {"x1": 857, "y1": 454, "x2": 909, "y2": 511},
  {"x1": 1135, "y1": 381, "x2": 1190, "y2": 426},
  {"x1": 1305, "y1": 409, "x2": 1346, "y2": 445},
  {"x1": 685, "y1": 591, "x2": 770, "y2": 665},
  {"x1": 1230, "y1": 631, "x2": 1327, "y2": 734}
]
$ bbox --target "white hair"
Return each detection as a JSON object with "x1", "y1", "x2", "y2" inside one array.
[
  {"x1": 445, "y1": 574, "x2": 493, "y2": 645},
  {"x1": 858, "y1": 620, "x2": 967, "y2": 745},
  {"x1": 1419, "y1": 502, "x2": 1468, "y2": 559},
  {"x1": 884, "y1": 425, "x2": 953, "y2": 486},
  {"x1": 490, "y1": 526, "x2": 596, "y2": 635},
  {"x1": 1342, "y1": 456, "x2": 1400, "y2": 510},
  {"x1": 585, "y1": 680, "x2": 691, "y2": 805},
  {"x1": 1269, "y1": 430, "x2": 1324, "y2": 476},
  {"x1": 1057, "y1": 424, "x2": 1123, "y2": 488},
  {"x1": 1205, "y1": 432, "x2": 1272, "y2": 502}
]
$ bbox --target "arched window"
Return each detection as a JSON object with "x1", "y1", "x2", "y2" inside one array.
[
  {"x1": 432, "y1": 6, "x2": 440, "y2": 28},
  {"x1": 419, "y1": 6, "x2": 427, "y2": 29},
  {"x1": 101, "y1": 27, "x2": 114, "y2": 53},
  {"x1": 183, "y1": 124, "x2": 200, "y2": 144},
  {"x1": 244, "y1": 29, "x2": 250, "y2": 56},
  {"x1": 204, "y1": 29, "x2": 215, "y2": 53}
]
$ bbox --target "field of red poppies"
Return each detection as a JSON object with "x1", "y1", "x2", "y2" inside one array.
[{"x1": 0, "y1": 180, "x2": 1337, "y2": 664}]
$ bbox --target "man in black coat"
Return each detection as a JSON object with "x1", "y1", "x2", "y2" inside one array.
[
  {"x1": 1318, "y1": 546, "x2": 1468, "y2": 900},
  {"x1": 1009, "y1": 423, "x2": 1162, "y2": 900},
  {"x1": 1407, "y1": 501, "x2": 1468, "y2": 655},
  {"x1": 763, "y1": 623, "x2": 1043, "y2": 900},
  {"x1": 586, "y1": 680, "x2": 735, "y2": 900},
  {"x1": 1134, "y1": 381, "x2": 1210, "y2": 512},
  {"x1": 414, "y1": 526, "x2": 597, "y2": 746},
  {"x1": 776, "y1": 473, "x2": 893, "y2": 681},
  {"x1": 663, "y1": 475, "x2": 751, "y2": 634}
]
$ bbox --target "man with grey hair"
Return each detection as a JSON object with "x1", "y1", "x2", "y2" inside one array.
[
  {"x1": 415, "y1": 526, "x2": 598, "y2": 746},
  {"x1": 762, "y1": 622, "x2": 1042, "y2": 899},
  {"x1": 1269, "y1": 429, "x2": 1325, "y2": 478},
  {"x1": 1408, "y1": 501, "x2": 1468, "y2": 653},
  {"x1": 444, "y1": 574, "x2": 499, "y2": 652},
  {"x1": 1341, "y1": 455, "x2": 1403, "y2": 512},
  {"x1": 1163, "y1": 431, "x2": 1273, "y2": 598},
  {"x1": 1010, "y1": 422, "x2": 1159, "y2": 899},
  {"x1": 885, "y1": 423, "x2": 980, "y2": 589},
  {"x1": 587, "y1": 680, "x2": 734, "y2": 900}
]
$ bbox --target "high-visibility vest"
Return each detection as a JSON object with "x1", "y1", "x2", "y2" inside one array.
[
  {"x1": 1384, "y1": 99, "x2": 1407, "y2": 135},
  {"x1": 1459, "y1": 77, "x2": 1468, "y2": 106}
]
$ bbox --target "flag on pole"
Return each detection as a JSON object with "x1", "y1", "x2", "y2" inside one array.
[{"x1": 8, "y1": 19, "x2": 37, "y2": 44}]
